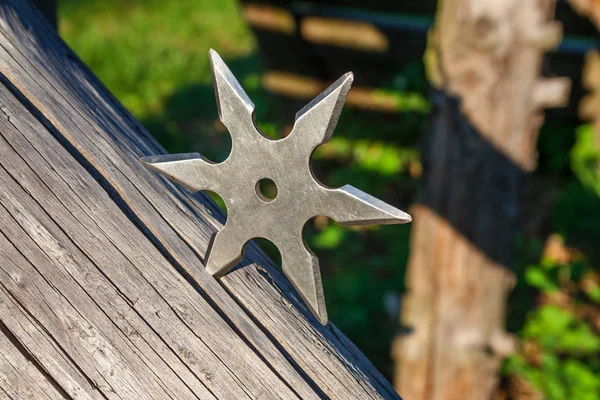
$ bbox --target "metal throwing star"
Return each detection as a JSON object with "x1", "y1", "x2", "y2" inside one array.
[{"x1": 141, "y1": 50, "x2": 412, "y2": 324}]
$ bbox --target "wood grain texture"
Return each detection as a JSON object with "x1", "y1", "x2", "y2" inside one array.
[
  {"x1": 0, "y1": 0, "x2": 399, "y2": 398},
  {"x1": 0, "y1": 82, "x2": 303, "y2": 399},
  {"x1": 0, "y1": 323, "x2": 67, "y2": 400}
]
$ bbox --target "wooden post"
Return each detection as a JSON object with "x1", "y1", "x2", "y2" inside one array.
[{"x1": 392, "y1": 1, "x2": 570, "y2": 399}]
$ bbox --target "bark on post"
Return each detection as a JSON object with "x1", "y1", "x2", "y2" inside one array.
[{"x1": 393, "y1": 1, "x2": 570, "y2": 399}]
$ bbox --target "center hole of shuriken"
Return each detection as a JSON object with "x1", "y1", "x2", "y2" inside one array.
[{"x1": 256, "y1": 178, "x2": 278, "y2": 202}]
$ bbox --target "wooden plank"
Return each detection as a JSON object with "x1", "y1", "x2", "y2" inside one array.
[
  {"x1": 0, "y1": 270, "x2": 105, "y2": 400},
  {"x1": 0, "y1": 196, "x2": 219, "y2": 400},
  {"x1": 0, "y1": 84, "x2": 304, "y2": 399},
  {"x1": 0, "y1": 323, "x2": 67, "y2": 400},
  {"x1": 0, "y1": 1, "x2": 400, "y2": 398}
]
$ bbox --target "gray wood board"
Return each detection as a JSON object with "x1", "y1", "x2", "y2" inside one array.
[
  {"x1": 0, "y1": 82, "x2": 310, "y2": 399},
  {"x1": 0, "y1": 0, "x2": 400, "y2": 398},
  {"x1": 0, "y1": 322, "x2": 68, "y2": 400}
]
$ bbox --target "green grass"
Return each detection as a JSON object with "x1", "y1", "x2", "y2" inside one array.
[{"x1": 60, "y1": 0, "x2": 255, "y2": 119}]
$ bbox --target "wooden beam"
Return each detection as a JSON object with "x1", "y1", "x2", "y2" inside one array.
[
  {"x1": 0, "y1": 0, "x2": 400, "y2": 398},
  {"x1": 0, "y1": 77, "x2": 301, "y2": 400}
]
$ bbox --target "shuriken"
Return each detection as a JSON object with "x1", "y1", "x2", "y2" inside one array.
[{"x1": 142, "y1": 50, "x2": 411, "y2": 324}]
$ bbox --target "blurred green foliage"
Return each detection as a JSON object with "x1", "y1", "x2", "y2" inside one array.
[
  {"x1": 572, "y1": 125, "x2": 600, "y2": 197},
  {"x1": 59, "y1": 0, "x2": 600, "y2": 391},
  {"x1": 505, "y1": 126, "x2": 600, "y2": 399},
  {"x1": 60, "y1": 0, "x2": 255, "y2": 119}
]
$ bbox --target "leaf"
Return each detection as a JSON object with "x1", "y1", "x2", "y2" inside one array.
[
  {"x1": 525, "y1": 266, "x2": 558, "y2": 292},
  {"x1": 314, "y1": 224, "x2": 345, "y2": 249},
  {"x1": 585, "y1": 285, "x2": 600, "y2": 303},
  {"x1": 571, "y1": 124, "x2": 600, "y2": 197}
]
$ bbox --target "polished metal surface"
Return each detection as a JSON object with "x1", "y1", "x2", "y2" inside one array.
[{"x1": 142, "y1": 50, "x2": 411, "y2": 324}]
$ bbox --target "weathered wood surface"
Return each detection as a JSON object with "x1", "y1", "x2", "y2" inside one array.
[
  {"x1": 0, "y1": 63, "x2": 304, "y2": 400},
  {"x1": 0, "y1": 0, "x2": 400, "y2": 398},
  {"x1": 0, "y1": 323, "x2": 67, "y2": 399}
]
